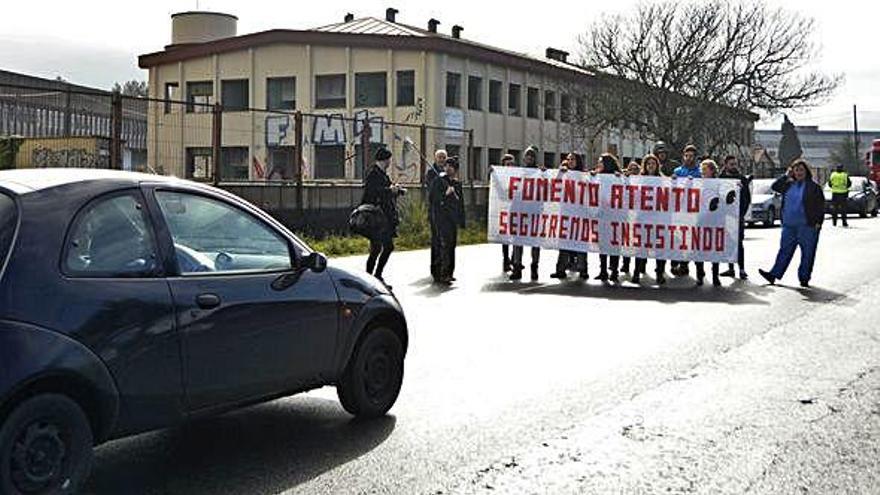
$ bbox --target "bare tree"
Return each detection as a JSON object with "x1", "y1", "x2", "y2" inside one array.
[
  {"x1": 574, "y1": 0, "x2": 841, "y2": 159},
  {"x1": 113, "y1": 80, "x2": 149, "y2": 98}
]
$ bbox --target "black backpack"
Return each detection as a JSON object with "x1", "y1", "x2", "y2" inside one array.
[{"x1": 349, "y1": 204, "x2": 388, "y2": 240}]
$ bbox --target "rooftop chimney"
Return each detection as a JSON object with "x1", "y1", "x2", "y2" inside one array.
[
  {"x1": 344, "y1": 13, "x2": 354, "y2": 23},
  {"x1": 452, "y1": 25, "x2": 463, "y2": 39},
  {"x1": 386, "y1": 8, "x2": 399, "y2": 22},
  {"x1": 428, "y1": 18, "x2": 440, "y2": 33},
  {"x1": 546, "y1": 48, "x2": 569, "y2": 63}
]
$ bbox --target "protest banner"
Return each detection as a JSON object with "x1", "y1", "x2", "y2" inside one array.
[{"x1": 488, "y1": 166, "x2": 741, "y2": 263}]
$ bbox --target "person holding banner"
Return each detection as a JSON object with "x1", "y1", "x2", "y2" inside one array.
[
  {"x1": 671, "y1": 144, "x2": 702, "y2": 278},
  {"x1": 654, "y1": 141, "x2": 679, "y2": 177},
  {"x1": 633, "y1": 154, "x2": 668, "y2": 285},
  {"x1": 759, "y1": 159, "x2": 825, "y2": 288},
  {"x1": 620, "y1": 159, "x2": 642, "y2": 275},
  {"x1": 362, "y1": 147, "x2": 403, "y2": 288},
  {"x1": 496, "y1": 153, "x2": 516, "y2": 273},
  {"x1": 551, "y1": 153, "x2": 589, "y2": 280},
  {"x1": 593, "y1": 153, "x2": 623, "y2": 282},
  {"x1": 719, "y1": 155, "x2": 751, "y2": 280},
  {"x1": 695, "y1": 160, "x2": 723, "y2": 287},
  {"x1": 510, "y1": 146, "x2": 545, "y2": 281},
  {"x1": 426, "y1": 149, "x2": 447, "y2": 281},
  {"x1": 429, "y1": 156, "x2": 466, "y2": 284}
]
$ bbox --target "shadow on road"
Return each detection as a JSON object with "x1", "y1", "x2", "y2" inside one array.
[
  {"x1": 480, "y1": 275, "x2": 771, "y2": 305},
  {"x1": 84, "y1": 397, "x2": 395, "y2": 495},
  {"x1": 774, "y1": 284, "x2": 855, "y2": 306}
]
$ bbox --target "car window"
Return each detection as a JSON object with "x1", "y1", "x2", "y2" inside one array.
[
  {"x1": 155, "y1": 191, "x2": 292, "y2": 275},
  {"x1": 0, "y1": 192, "x2": 17, "y2": 271},
  {"x1": 65, "y1": 193, "x2": 159, "y2": 277},
  {"x1": 752, "y1": 180, "x2": 773, "y2": 195}
]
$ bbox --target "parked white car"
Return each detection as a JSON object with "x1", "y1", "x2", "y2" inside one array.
[{"x1": 746, "y1": 179, "x2": 782, "y2": 227}]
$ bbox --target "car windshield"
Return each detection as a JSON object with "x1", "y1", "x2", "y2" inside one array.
[
  {"x1": 752, "y1": 180, "x2": 774, "y2": 195},
  {"x1": 0, "y1": 192, "x2": 16, "y2": 271}
]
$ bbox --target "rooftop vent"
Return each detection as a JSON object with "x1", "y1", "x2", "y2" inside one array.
[
  {"x1": 428, "y1": 18, "x2": 440, "y2": 33},
  {"x1": 452, "y1": 25, "x2": 463, "y2": 39},
  {"x1": 344, "y1": 13, "x2": 354, "y2": 23},
  {"x1": 386, "y1": 8, "x2": 399, "y2": 22},
  {"x1": 546, "y1": 48, "x2": 569, "y2": 63}
]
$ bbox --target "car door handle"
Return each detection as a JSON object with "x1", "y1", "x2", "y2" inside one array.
[{"x1": 195, "y1": 293, "x2": 221, "y2": 309}]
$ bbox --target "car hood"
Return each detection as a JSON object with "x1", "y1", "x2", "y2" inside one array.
[
  {"x1": 326, "y1": 264, "x2": 392, "y2": 300},
  {"x1": 751, "y1": 194, "x2": 774, "y2": 206}
]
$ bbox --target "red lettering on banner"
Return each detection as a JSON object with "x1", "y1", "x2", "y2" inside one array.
[
  {"x1": 644, "y1": 223, "x2": 654, "y2": 248},
  {"x1": 687, "y1": 189, "x2": 701, "y2": 213},
  {"x1": 691, "y1": 226, "x2": 701, "y2": 251},
  {"x1": 563, "y1": 180, "x2": 576, "y2": 203},
  {"x1": 632, "y1": 223, "x2": 642, "y2": 247},
  {"x1": 519, "y1": 212, "x2": 529, "y2": 236},
  {"x1": 580, "y1": 218, "x2": 590, "y2": 242},
  {"x1": 621, "y1": 222, "x2": 630, "y2": 246},
  {"x1": 549, "y1": 215, "x2": 559, "y2": 238},
  {"x1": 656, "y1": 187, "x2": 670, "y2": 212},
  {"x1": 550, "y1": 179, "x2": 563, "y2": 202},
  {"x1": 591, "y1": 220, "x2": 599, "y2": 243},
  {"x1": 577, "y1": 181, "x2": 588, "y2": 205},
  {"x1": 523, "y1": 178, "x2": 535, "y2": 200},
  {"x1": 702, "y1": 227, "x2": 713, "y2": 250},
  {"x1": 570, "y1": 217, "x2": 580, "y2": 241},
  {"x1": 640, "y1": 187, "x2": 655, "y2": 211},
  {"x1": 673, "y1": 188, "x2": 686, "y2": 212},
  {"x1": 533, "y1": 214, "x2": 543, "y2": 237},
  {"x1": 656, "y1": 225, "x2": 666, "y2": 249},
  {"x1": 559, "y1": 215, "x2": 569, "y2": 239},
  {"x1": 611, "y1": 185, "x2": 624, "y2": 209},
  {"x1": 508, "y1": 177, "x2": 522, "y2": 200},
  {"x1": 499, "y1": 211, "x2": 509, "y2": 235},
  {"x1": 678, "y1": 225, "x2": 689, "y2": 250},
  {"x1": 626, "y1": 184, "x2": 639, "y2": 209},
  {"x1": 536, "y1": 178, "x2": 549, "y2": 202},
  {"x1": 589, "y1": 183, "x2": 600, "y2": 207},
  {"x1": 611, "y1": 222, "x2": 620, "y2": 246},
  {"x1": 715, "y1": 228, "x2": 725, "y2": 252}
]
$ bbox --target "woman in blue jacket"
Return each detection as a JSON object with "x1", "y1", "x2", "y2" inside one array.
[{"x1": 759, "y1": 159, "x2": 825, "y2": 288}]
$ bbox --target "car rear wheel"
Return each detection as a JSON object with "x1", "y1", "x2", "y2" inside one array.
[
  {"x1": 0, "y1": 394, "x2": 93, "y2": 495},
  {"x1": 337, "y1": 327, "x2": 404, "y2": 418}
]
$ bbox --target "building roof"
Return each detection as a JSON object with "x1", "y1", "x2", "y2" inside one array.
[{"x1": 139, "y1": 16, "x2": 596, "y2": 82}]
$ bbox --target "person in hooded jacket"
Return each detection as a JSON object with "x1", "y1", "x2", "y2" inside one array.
[
  {"x1": 362, "y1": 147, "x2": 403, "y2": 288},
  {"x1": 429, "y1": 156, "x2": 466, "y2": 284},
  {"x1": 654, "y1": 141, "x2": 679, "y2": 178},
  {"x1": 719, "y1": 155, "x2": 751, "y2": 279},
  {"x1": 510, "y1": 146, "x2": 545, "y2": 281},
  {"x1": 550, "y1": 153, "x2": 589, "y2": 280},
  {"x1": 593, "y1": 153, "x2": 622, "y2": 282}
]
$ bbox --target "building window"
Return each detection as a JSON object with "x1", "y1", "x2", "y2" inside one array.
[
  {"x1": 164, "y1": 83, "x2": 179, "y2": 114},
  {"x1": 488, "y1": 80, "x2": 502, "y2": 114},
  {"x1": 527, "y1": 87, "x2": 539, "y2": 119},
  {"x1": 314, "y1": 145, "x2": 346, "y2": 179},
  {"x1": 355, "y1": 143, "x2": 383, "y2": 179},
  {"x1": 220, "y1": 147, "x2": 249, "y2": 180},
  {"x1": 446, "y1": 72, "x2": 461, "y2": 108},
  {"x1": 488, "y1": 148, "x2": 503, "y2": 166},
  {"x1": 355, "y1": 72, "x2": 387, "y2": 107},
  {"x1": 576, "y1": 96, "x2": 586, "y2": 120},
  {"x1": 544, "y1": 152, "x2": 556, "y2": 168},
  {"x1": 221, "y1": 79, "x2": 249, "y2": 111},
  {"x1": 267, "y1": 146, "x2": 296, "y2": 180},
  {"x1": 315, "y1": 74, "x2": 346, "y2": 109},
  {"x1": 508, "y1": 84, "x2": 521, "y2": 116},
  {"x1": 468, "y1": 76, "x2": 483, "y2": 111},
  {"x1": 186, "y1": 81, "x2": 213, "y2": 113},
  {"x1": 266, "y1": 77, "x2": 296, "y2": 111},
  {"x1": 397, "y1": 70, "x2": 415, "y2": 106},
  {"x1": 544, "y1": 90, "x2": 556, "y2": 121},
  {"x1": 186, "y1": 147, "x2": 213, "y2": 180},
  {"x1": 472, "y1": 147, "x2": 484, "y2": 180},
  {"x1": 560, "y1": 93, "x2": 571, "y2": 123}
]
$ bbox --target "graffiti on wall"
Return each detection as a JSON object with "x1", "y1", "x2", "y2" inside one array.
[{"x1": 32, "y1": 146, "x2": 107, "y2": 168}]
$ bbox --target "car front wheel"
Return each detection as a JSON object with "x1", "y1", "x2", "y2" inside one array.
[
  {"x1": 0, "y1": 394, "x2": 93, "y2": 495},
  {"x1": 337, "y1": 327, "x2": 404, "y2": 418}
]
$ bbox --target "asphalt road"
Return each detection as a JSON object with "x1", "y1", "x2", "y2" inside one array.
[{"x1": 84, "y1": 217, "x2": 880, "y2": 495}]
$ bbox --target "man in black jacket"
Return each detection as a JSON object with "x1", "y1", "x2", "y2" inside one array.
[
  {"x1": 510, "y1": 146, "x2": 544, "y2": 281},
  {"x1": 362, "y1": 147, "x2": 403, "y2": 288},
  {"x1": 654, "y1": 141, "x2": 679, "y2": 178},
  {"x1": 426, "y1": 149, "x2": 447, "y2": 281},
  {"x1": 429, "y1": 156, "x2": 466, "y2": 284},
  {"x1": 719, "y1": 155, "x2": 752, "y2": 279}
]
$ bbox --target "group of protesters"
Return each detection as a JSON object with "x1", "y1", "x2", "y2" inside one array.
[{"x1": 357, "y1": 140, "x2": 825, "y2": 290}]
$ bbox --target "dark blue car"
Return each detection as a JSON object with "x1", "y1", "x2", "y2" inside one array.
[{"x1": 0, "y1": 169, "x2": 407, "y2": 494}]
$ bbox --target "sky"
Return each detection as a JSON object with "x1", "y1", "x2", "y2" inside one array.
[{"x1": 1, "y1": 0, "x2": 878, "y2": 131}]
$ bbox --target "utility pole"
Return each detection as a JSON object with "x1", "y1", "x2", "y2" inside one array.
[{"x1": 853, "y1": 105, "x2": 860, "y2": 169}]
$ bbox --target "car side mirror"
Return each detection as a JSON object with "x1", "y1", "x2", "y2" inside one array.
[{"x1": 303, "y1": 252, "x2": 328, "y2": 273}]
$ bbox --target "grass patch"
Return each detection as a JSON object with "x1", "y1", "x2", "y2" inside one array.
[{"x1": 301, "y1": 196, "x2": 487, "y2": 257}]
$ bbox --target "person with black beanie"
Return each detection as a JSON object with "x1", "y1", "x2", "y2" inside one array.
[
  {"x1": 362, "y1": 147, "x2": 403, "y2": 288},
  {"x1": 593, "y1": 153, "x2": 622, "y2": 282}
]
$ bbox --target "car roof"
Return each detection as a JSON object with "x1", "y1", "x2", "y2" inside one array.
[{"x1": 0, "y1": 168, "x2": 189, "y2": 195}]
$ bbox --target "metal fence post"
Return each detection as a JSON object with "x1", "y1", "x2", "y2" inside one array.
[
  {"x1": 361, "y1": 116, "x2": 371, "y2": 179},
  {"x1": 212, "y1": 103, "x2": 222, "y2": 186},
  {"x1": 294, "y1": 111, "x2": 304, "y2": 215},
  {"x1": 419, "y1": 124, "x2": 427, "y2": 184},
  {"x1": 110, "y1": 92, "x2": 123, "y2": 170},
  {"x1": 63, "y1": 83, "x2": 72, "y2": 138},
  {"x1": 467, "y1": 129, "x2": 475, "y2": 184}
]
